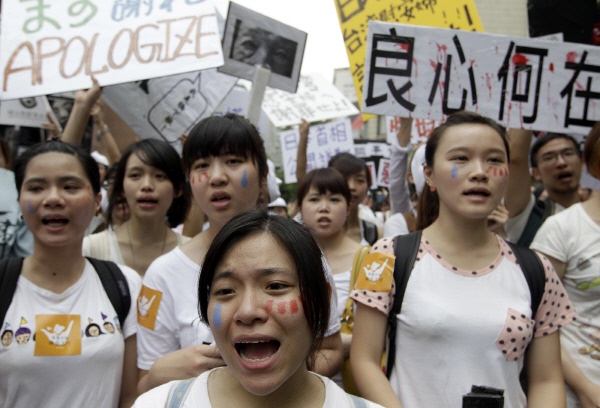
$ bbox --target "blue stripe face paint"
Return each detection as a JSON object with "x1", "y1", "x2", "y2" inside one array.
[
  {"x1": 212, "y1": 303, "x2": 222, "y2": 328},
  {"x1": 451, "y1": 165, "x2": 458, "y2": 179},
  {"x1": 27, "y1": 200, "x2": 35, "y2": 214},
  {"x1": 241, "y1": 169, "x2": 248, "y2": 188}
]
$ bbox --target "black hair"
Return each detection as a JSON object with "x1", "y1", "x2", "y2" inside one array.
[
  {"x1": 107, "y1": 139, "x2": 190, "y2": 228},
  {"x1": 85, "y1": 323, "x2": 102, "y2": 337},
  {"x1": 14, "y1": 140, "x2": 100, "y2": 197},
  {"x1": 182, "y1": 114, "x2": 268, "y2": 184},
  {"x1": 416, "y1": 112, "x2": 509, "y2": 230},
  {"x1": 328, "y1": 152, "x2": 372, "y2": 187},
  {"x1": 530, "y1": 132, "x2": 581, "y2": 168},
  {"x1": 198, "y1": 209, "x2": 330, "y2": 370},
  {"x1": 297, "y1": 168, "x2": 351, "y2": 207}
]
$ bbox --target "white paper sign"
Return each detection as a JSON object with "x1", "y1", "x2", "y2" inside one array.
[
  {"x1": 363, "y1": 22, "x2": 600, "y2": 134},
  {"x1": 0, "y1": 96, "x2": 56, "y2": 128},
  {"x1": 386, "y1": 116, "x2": 440, "y2": 145},
  {"x1": 263, "y1": 73, "x2": 359, "y2": 128},
  {"x1": 377, "y1": 158, "x2": 392, "y2": 188},
  {"x1": 279, "y1": 119, "x2": 354, "y2": 184},
  {"x1": 0, "y1": 1, "x2": 223, "y2": 100},
  {"x1": 102, "y1": 69, "x2": 237, "y2": 149}
]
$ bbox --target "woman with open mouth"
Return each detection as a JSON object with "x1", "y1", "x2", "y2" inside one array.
[
  {"x1": 136, "y1": 114, "x2": 343, "y2": 394},
  {"x1": 133, "y1": 210, "x2": 382, "y2": 407},
  {"x1": 83, "y1": 139, "x2": 191, "y2": 276},
  {"x1": 1, "y1": 140, "x2": 141, "y2": 407},
  {"x1": 350, "y1": 112, "x2": 576, "y2": 408}
]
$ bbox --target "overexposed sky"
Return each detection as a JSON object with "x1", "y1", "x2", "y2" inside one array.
[{"x1": 211, "y1": 0, "x2": 349, "y2": 82}]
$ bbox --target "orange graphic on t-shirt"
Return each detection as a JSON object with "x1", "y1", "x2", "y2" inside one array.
[
  {"x1": 355, "y1": 252, "x2": 395, "y2": 292},
  {"x1": 34, "y1": 315, "x2": 81, "y2": 356},
  {"x1": 137, "y1": 285, "x2": 162, "y2": 330}
]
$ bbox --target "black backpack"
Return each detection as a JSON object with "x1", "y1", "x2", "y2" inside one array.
[
  {"x1": 517, "y1": 198, "x2": 553, "y2": 247},
  {"x1": 385, "y1": 231, "x2": 546, "y2": 378},
  {"x1": 0, "y1": 257, "x2": 131, "y2": 330}
]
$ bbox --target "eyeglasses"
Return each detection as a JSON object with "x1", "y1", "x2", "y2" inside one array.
[{"x1": 538, "y1": 148, "x2": 578, "y2": 165}]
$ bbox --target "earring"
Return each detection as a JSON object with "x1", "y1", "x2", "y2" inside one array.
[{"x1": 429, "y1": 185, "x2": 436, "y2": 192}]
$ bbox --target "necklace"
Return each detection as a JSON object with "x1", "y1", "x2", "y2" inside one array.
[{"x1": 126, "y1": 222, "x2": 167, "y2": 273}]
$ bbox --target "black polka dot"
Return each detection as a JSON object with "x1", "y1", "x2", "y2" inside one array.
[
  {"x1": 511, "y1": 338, "x2": 516, "y2": 343},
  {"x1": 501, "y1": 252, "x2": 505, "y2": 256},
  {"x1": 508, "y1": 251, "x2": 513, "y2": 254},
  {"x1": 383, "y1": 305, "x2": 387, "y2": 309},
  {"x1": 472, "y1": 271, "x2": 477, "y2": 275},
  {"x1": 383, "y1": 245, "x2": 388, "y2": 249},
  {"x1": 452, "y1": 267, "x2": 457, "y2": 271},
  {"x1": 560, "y1": 293, "x2": 564, "y2": 297},
  {"x1": 521, "y1": 314, "x2": 525, "y2": 319},
  {"x1": 367, "y1": 299, "x2": 372, "y2": 303},
  {"x1": 507, "y1": 328, "x2": 512, "y2": 332},
  {"x1": 377, "y1": 296, "x2": 382, "y2": 300},
  {"x1": 561, "y1": 315, "x2": 565, "y2": 319},
  {"x1": 502, "y1": 350, "x2": 507, "y2": 354},
  {"x1": 566, "y1": 306, "x2": 571, "y2": 310},
  {"x1": 490, "y1": 265, "x2": 494, "y2": 269},
  {"x1": 499, "y1": 340, "x2": 505, "y2": 344},
  {"x1": 511, "y1": 316, "x2": 516, "y2": 320},
  {"x1": 543, "y1": 332, "x2": 548, "y2": 336},
  {"x1": 513, "y1": 347, "x2": 517, "y2": 352},
  {"x1": 363, "y1": 291, "x2": 367, "y2": 295},
  {"x1": 522, "y1": 337, "x2": 526, "y2": 341},
  {"x1": 419, "y1": 249, "x2": 423, "y2": 253},
  {"x1": 518, "y1": 326, "x2": 522, "y2": 331}
]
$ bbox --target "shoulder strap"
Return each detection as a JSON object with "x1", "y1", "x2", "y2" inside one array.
[
  {"x1": 0, "y1": 257, "x2": 24, "y2": 328},
  {"x1": 361, "y1": 220, "x2": 378, "y2": 246},
  {"x1": 166, "y1": 377, "x2": 196, "y2": 408},
  {"x1": 506, "y1": 242, "x2": 545, "y2": 319},
  {"x1": 350, "y1": 245, "x2": 371, "y2": 291},
  {"x1": 517, "y1": 198, "x2": 550, "y2": 247},
  {"x1": 348, "y1": 393, "x2": 369, "y2": 408},
  {"x1": 386, "y1": 230, "x2": 422, "y2": 378},
  {"x1": 86, "y1": 257, "x2": 131, "y2": 328},
  {"x1": 341, "y1": 245, "x2": 371, "y2": 333}
]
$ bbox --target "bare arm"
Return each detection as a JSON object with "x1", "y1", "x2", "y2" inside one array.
[
  {"x1": 389, "y1": 118, "x2": 412, "y2": 214},
  {"x1": 61, "y1": 77, "x2": 103, "y2": 145},
  {"x1": 182, "y1": 201, "x2": 206, "y2": 238},
  {"x1": 91, "y1": 103, "x2": 121, "y2": 164},
  {"x1": 505, "y1": 129, "x2": 534, "y2": 217},
  {"x1": 137, "y1": 344, "x2": 225, "y2": 394},
  {"x1": 120, "y1": 335, "x2": 139, "y2": 408},
  {"x1": 351, "y1": 303, "x2": 403, "y2": 408},
  {"x1": 312, "y1": 331, "x2": 343, "y2": 378},
  {"x1": 296, "y1": 119, "x2": 309, "y2": 185},
  {"x1": 527, "y1": 331, "x2": 566, "y2": 408}
]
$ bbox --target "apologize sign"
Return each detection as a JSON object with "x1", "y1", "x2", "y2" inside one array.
[
  {"x1": 362, "y1": 22, "x2": 600, "y2": 134},
  {"x1": 0, "y1": 0, "x2": 223, "y2": 100}
]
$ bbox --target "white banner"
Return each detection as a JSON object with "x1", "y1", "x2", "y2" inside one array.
[
  {"x1": 363, "y1": 22, "x2": 600, "y2": 134},
  {"x1": 385, "y1": 116, "x2": 440, "y2": 145},
  {"x1": 263, "y1": 73, "x2": 359, "y2": 128},
  {"x1": 0, "y1": 1, "x2": 223, "y2": 100},
  {"x1": 0, "y1": 96, "x2": 57, "y2": 128},
  {"x1": 377, "y1": 158, "x2": 392, "y2": 188},
  {"x1": 279, "y1": 118, "x2": 354, "y2": 184},
  {"x1": 102, "y1": 69, "x2": 237, "y2": 149}
]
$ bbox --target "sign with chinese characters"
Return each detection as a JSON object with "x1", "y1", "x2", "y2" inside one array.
[
  {"x1": 101, "y1": 69, "x2": 237, "y2": 149},
  {"x1": 0, "y1": 0, "x2": 223, "y2": 100},
  {"x1": 0, "y1": 96, "x2": 57, "y2": 128},
  {"x1": 279, "y1": 118, "x2": 354, "y2": 184},
  {"x1": 386, "y1": 116, "x2": 440, "y2": 145},
  {"x1": 262, "y1": 73, "x2": 359, "y2": 128},
  {"x1": 334, "y1": 0, "x2": 484, "y2": 120},
  {"x1": 363, "y1": 22, "x2": 600, "y2": 134},
  {"x1": 377, "y1": 158, "x2": 392, "y2": 188}
]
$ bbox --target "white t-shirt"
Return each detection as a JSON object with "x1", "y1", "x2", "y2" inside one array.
[
  {"x1": 137, "y1": 247, "x2": 341, "y2": 370},
  {"x1": 0, "y1": 260, "x2": 142, "y2": 408},
  {"x1": 352, "y1": 236, "x2": 576, "y2": 408},
  {"x1": 132, "y1": 368, "x2": 384, "y2": 407},
  {"x1": 383, "y1": 212, "x2": 410, "y2": 237},
  {"x1": 82, "y1": 228, "x2": 190, "y2": 266},
  {"x1": 531, "y1": 203, "x2": 600, "y2": 407}
]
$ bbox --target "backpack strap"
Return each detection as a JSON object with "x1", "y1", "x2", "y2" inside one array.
[
  {"x1": 86, "y1": 257, "x2": 131, "y2": 329},
  {"x1": 0, "y1": 257, "x2": 24, "y2": 328},
  {"x1": 386, "y1": 230, "x2": 422, "y2": 378},
  {"x1": 361, "y1": 220, "x2": 379, "y2": 246},
  {"x1": 517, "y1": 198, "x2": 552, "y2": 247},
  {"x1": 505, "y1": 242, "x2": 546, "y2": 320},
  {"x1": 166, "y1": 377, "x2": 196, "y2": 408}
]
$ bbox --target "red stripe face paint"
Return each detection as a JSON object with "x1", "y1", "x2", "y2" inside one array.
[
  {"x1": 191, "y1": 175, "x2": 195, "y2": 184},
  {"x1": 289, "y1": 300, "x2": 299, "y2": 314},
  {"x1": 265, "y1": 300, "x2": 274, "y2": 312},
  {"x1": 277, "y1": 302, "x2": 286, "y2": 315}
]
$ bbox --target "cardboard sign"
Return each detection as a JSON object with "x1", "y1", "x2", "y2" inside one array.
[
  {"x1": 101, "y1": 69, "x2": 237, "y2": 149},
  {"x1": 334, "y1": 0, "x2": 484, "y2": 119},
  {"x1": 363, "y1": 22, "x2": 600, "y2": 134},
  {"x1": 279, "y1": 118, "x2": 354, "y2": 184},
  {"x1": 0, "y1": 96, "x2": 58, "y2": 128},
  {"x1": 263, "y1": 73, "x2": 359, "y2": 128},
  {"x1": 0, "y1": 1, "x2": 223, "y2": 99},
  {"x1": 386, "y1": 116, "x2": 440, "y2": 145}
]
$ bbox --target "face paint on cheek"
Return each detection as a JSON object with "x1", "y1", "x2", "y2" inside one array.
[
  {"x1": 27, "y1": 200, "x2": 35, "y2": 214},
  {"x1": 265, "y1": 299, "x2": 274, "y2": 312},
  {"x1": 277, "y1": 301, "x2": 287, "y2": 315},
  {"x1": 191, "y1": 175, "x2": 195, "y2": 185},
  {"x1": 241, "y1": 169, "x2": 248, "y2": 188},
  {"x1": 451, "y1": 165, "x2": 458, "y2": 179},
  {"x1": 289, "y1": 299, "x2": 299, "y2": 314},
  {"x1": 212, "y1": 303, "x2": 222, "y2": 328}
]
